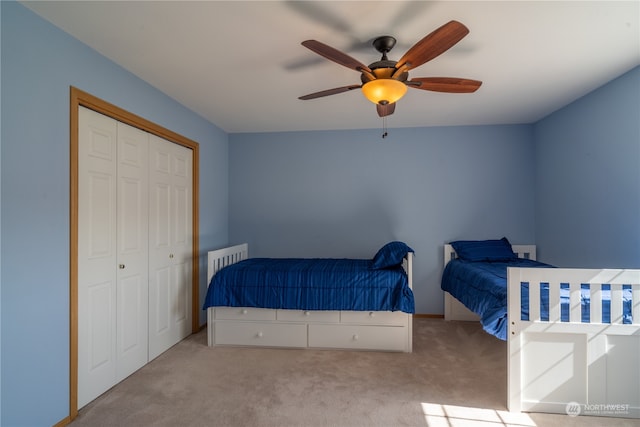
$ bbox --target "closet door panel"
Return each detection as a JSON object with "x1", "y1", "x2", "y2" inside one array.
[
  {"x1": 171, "y1": 142, "x2": 192, "y2": 341},
  {"x1": 87, "y1": 174, "x2": 114, "y2": 257},
  {"x1": 174, "y1": 185, "x2": 188, "y2": 246},
  {"x1": 117, "y1": 275, "x2": 144, "y2": 356},
  {"x1": 172, "y1": 178, "x2": 191, "y2": 338},
  {"x1": 148, "y1": 136, "x2": 192, "y2": 360},
  {"x1": 149, "y1": 165, "x2": 173, "y2": 359},
  {"x1": 152, "y1": 183, "x2": 171, "y2": 247},
  {"x1": 115, "y1": 122, "x2": 149, "y2": 382},
  {"x1": 172, "y1": 261, "x2": 190, "y2": 327},
  {"x1": 151, "y1": 266, "x2": 171, "y2": 333},
  {"x1": 78, "y1": 107, "x2": 118, "y2": 408}
]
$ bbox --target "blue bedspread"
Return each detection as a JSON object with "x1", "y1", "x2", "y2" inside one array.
[
  {"x1": 442, "y1": 259, "x2": 633, "y2": 340},
  {"x1": 203, "y1": 258, "x2": 415, "y2": 313}
]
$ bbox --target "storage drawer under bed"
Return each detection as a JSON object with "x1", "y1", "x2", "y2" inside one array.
[
  {"x1": 214, "y1": 321, "x2": 307, "y2": 348},
  {"x1": 214, "y1": 307, "x2": 276, "y2": 321},
  {"x1": 340, "y1": 310, "x2": 407, "y2": 326},
  {"x1": 276, "y1": 309, "x2": 340, "y2": 323},
  {"x1": 308, "y1": 324, "x2": 408, "y2": 351}
]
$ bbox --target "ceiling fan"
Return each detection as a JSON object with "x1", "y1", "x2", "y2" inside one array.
[{"x1": 298, "y1": 20, "x2": 482, "y2": 118}]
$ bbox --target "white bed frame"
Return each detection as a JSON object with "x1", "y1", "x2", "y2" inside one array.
[
  {"x1": 444, "y1": 244, "x2": 640, "y2": 418},
  {"x1": 206, "y1": 243, "x2": 413, "y2": 352}
]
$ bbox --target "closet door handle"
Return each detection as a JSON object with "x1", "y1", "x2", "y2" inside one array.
[
  {"x1": 119, "y1": 264, "x2": 125, "y2": 269},
  {"x1": 169, "y1": 254, "x2": 174, "y2": 259}
]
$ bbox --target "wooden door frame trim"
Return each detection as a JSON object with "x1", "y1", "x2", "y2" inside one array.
[{"x1": 69, "y1": 87, "x2": 200, "y2": 421}]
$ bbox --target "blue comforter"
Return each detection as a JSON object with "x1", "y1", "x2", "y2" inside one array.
[
  {"x1": 442, "y1": 259, "x2": 633, "y2": 340},
  {"x1": 203, "y1": 258, "x2": 415, "y2": 313}
]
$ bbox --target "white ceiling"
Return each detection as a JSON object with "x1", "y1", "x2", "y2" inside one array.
[{"x1": 22, "y1": 1, "x2": 640, "y2": 134}]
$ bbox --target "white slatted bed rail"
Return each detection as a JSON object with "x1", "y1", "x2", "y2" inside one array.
[
  {"x1": 508, "y1": 267, "x2": 640, "y2": 418},
  {"x1": 206, "y1": 243, "x2": 249, "y2": 284},
  {"x1": 205, "y1": 244, "x2": 413, "y2": 352}
]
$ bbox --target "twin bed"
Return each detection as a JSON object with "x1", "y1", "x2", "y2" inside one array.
[
  {"x1": 204, "y1": 241, "x2": 414, "y2": 352},
  {"x1": 441, "y1": 238, "x2": 639, "y2": 418}
]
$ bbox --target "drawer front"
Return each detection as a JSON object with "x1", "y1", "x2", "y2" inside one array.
[
  {"x1": 308, "y1": 324, "x2": 408, "y2": 351},
  {"x1": 277, "y1": 309, "x2": 340, "y2": 323},
  {"x1": 214, "y1": 307, "x2": 276, "y2": 321},
  {"x1": 215, "y1": 321, "x2": 307, "y2": 348},
  {"x1": 340, "y1": 310, "x2": 408, "y2": 326}
]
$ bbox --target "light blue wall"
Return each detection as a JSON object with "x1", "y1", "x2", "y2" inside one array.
[
  {"x1": 1, "y1": 3, "x2": 228, "y2": 426},
  {"x1": 534, "y1": 66, "x2": 640, "y2": 268},
  {"x1": 229, "y1": 125, "x2": 537, "y2": 314}
]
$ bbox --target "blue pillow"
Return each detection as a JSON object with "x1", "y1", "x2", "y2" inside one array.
[
  {"x1": 450, "y1": 237, "x2": 517, "y2": 262},
  {"x1": 372, "y1": 241, "x2": 414, "y2": 269}
]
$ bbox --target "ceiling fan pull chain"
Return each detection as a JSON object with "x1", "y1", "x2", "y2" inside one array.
[{"x1": 382, "y1": 117, "x2": 388, "y2": 139}]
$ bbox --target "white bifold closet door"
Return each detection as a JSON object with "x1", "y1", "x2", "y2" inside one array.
[
  {"x1": 78, "y1": 106, "x2": 192, "y2": 408},
  {"x1": 78, "y1": 106, "x2": 149, "y2": 408},
  {"x1": 148, "y1": 135, "x2": 193, "y2": 360}
]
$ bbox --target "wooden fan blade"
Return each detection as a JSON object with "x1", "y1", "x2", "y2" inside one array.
[
  {"x1": 302, "y1": 40, "x2": 372, "y2": 73},
  {"x1": 396, "y1": 21, "x2": 469, "y2": 70},
  {"x1": 408, "y1": 77, "x2": 482, "y2": 93},
  {"x1": 377, "y1": 103, "x2": 396, "y2": 117},
  {"x1": 298, "y1": 85, "x2": 361, "y2": 100}
]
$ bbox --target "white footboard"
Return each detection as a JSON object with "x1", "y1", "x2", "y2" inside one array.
[
  {"x1": 508, "y1": 267, "x2": 640, "y2": 418},
  {"x1": 206, "y1": 244, "x2": 413, "y2": 352}
]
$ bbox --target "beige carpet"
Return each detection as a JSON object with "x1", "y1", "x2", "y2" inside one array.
[{"x1": 71, "y1": 318, "x2": 636, "y2": 427}]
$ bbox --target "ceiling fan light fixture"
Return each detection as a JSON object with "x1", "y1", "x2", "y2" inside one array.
[{"x1": 361, "y1": 79, "x2": 407, "y2": 105}]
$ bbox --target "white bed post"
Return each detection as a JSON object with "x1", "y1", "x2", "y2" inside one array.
[
  {"x1": 507, "y1": 267, "x2": 523, "y2": 413},
  {"x1": 405, "y1": 252, "x2": 414, "y2": 353}
]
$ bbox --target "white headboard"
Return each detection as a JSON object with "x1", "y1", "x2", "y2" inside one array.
[
  {"x1": 207, "y1": 243, "x2": 249, "y2": 283},
  {"x1": 443, "y1": 244, "x2": 537, "y2": 267}
]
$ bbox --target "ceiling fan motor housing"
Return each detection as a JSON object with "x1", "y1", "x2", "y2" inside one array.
[
  {"x1": 361, "y1": 60, "x2": 408, "y2": 83},
  {"x1": 360, "y1": 36, "x2": 409, "y2": 84}
]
